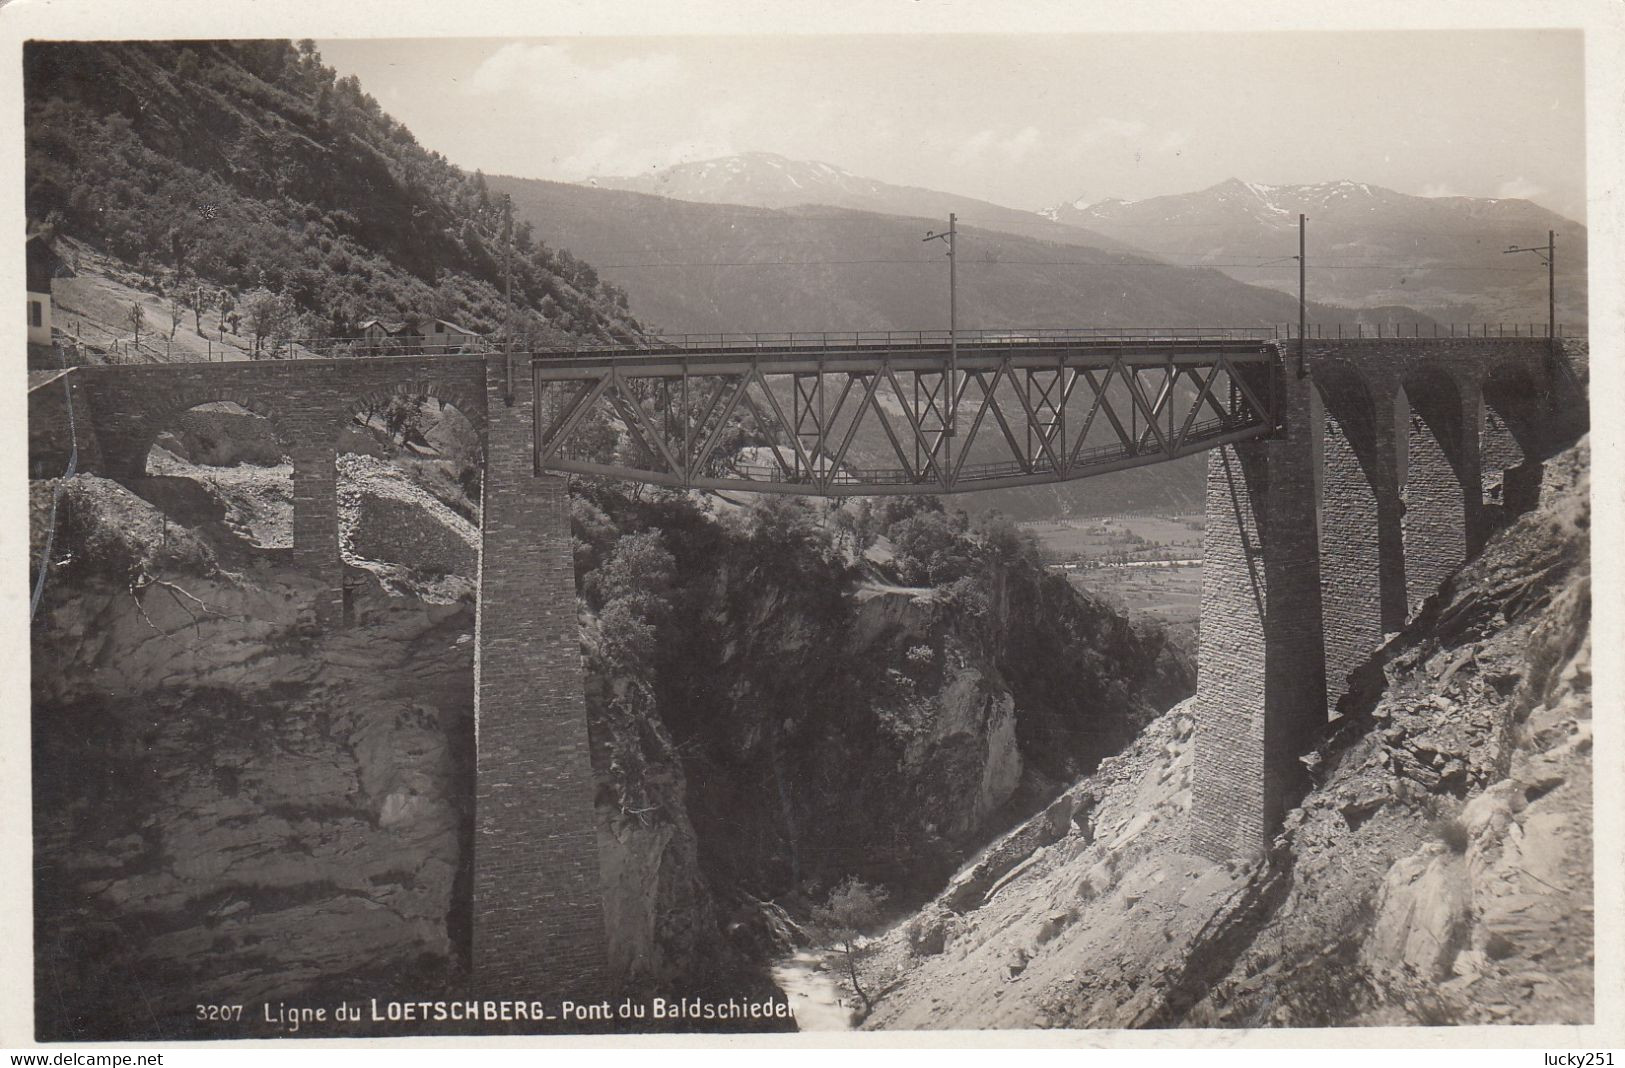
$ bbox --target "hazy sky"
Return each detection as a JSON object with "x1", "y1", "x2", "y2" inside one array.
[{"x1": 324, "y1": 31, "x2": 1586, "y2": 219}]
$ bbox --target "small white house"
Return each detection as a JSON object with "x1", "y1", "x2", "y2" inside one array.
[
  {"x1": 357, "y1": 318, "x2": 407, "y2": 348},
  {"x1": 356, "y1": 316, "x2": 481, "y2": 354},
  {"x1": 425, "y1": 318, "x2": 481, "y2": 354},
  {"x1": 26, "y1": 234, "x2": 61, "y2": 347}
]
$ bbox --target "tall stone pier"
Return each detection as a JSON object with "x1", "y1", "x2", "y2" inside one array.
[
  {"x1": 1190, "y1": 366, "x2": 1326, "y2": 860},
  {"x1": 470, "y1": 354, "x2": 608, "y2": 996}
]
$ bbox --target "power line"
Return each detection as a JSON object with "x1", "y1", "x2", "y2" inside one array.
[{"x1": 590, "y1": 257, "x2": 1548, "y2": 272}]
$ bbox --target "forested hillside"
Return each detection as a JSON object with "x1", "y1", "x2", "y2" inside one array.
[{"x1": 24, "y1": 40, "x2": 638, "y2": 346}]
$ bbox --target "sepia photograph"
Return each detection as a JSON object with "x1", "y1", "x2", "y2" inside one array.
[{"x1": 6, "y1": 0, "x2": 1619, "y2": 1049}]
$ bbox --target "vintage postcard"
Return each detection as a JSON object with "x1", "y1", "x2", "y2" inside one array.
[{"x1": 3, "y1": 0, "x2": 1620, "y2": 1051}]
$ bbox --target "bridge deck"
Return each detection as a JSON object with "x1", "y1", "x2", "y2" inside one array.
[{"x1": 532, "y1": 337, "x2": 1274, "y2": 377}]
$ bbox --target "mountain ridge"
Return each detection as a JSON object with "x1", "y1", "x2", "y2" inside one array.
[
  {"x1": 1041, "y1": 177, "x2": 1587, "y2": 325},
  {"x1": 583, "y1": 151, "x2": 1139, "y2": 253}
]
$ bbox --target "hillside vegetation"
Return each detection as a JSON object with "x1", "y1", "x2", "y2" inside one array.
[{"x1": 25, "y1": 40, "x2": 638, "y2": 349}]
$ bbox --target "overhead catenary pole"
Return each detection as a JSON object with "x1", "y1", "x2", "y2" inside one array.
[
  {"x1": 1549, "y1": 229, "x2": 1556, "y2": 347},
  {"x1": 1503, "y1": 230, "x2": 1557, "y2": 355},
  {"x1": 1297, "y1": 213, "x2": 1307, "y2": 378},
  {"x1": 923, "y1": 214, "x2": 959, "y2": 469},
  {"x1": 503, "y1": 193, "x2": 514, "y2": 406}
]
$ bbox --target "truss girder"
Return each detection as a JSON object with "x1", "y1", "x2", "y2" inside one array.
[{"x1": 533, "y1": 341, "x2": 1277, "y2": 495}]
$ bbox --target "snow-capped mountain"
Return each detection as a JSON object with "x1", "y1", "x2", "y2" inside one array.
[
  {"x1": 590, "y1": 152, "x2": 889, "y2": 207},
  {"x1": 585, "y1": 152, "x2": 1133, "y2": 252},
  {"x1": 1041, "y1": 179, "x2": 1587, "y2": 324}
]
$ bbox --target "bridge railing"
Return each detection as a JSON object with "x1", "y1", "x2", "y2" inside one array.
[
  {"x1": 1275, "y1": 322, "x2": 1584, "y2": 340},
  {"x1": 553, "y1": 326, "x2": 1282, "y2": 354},
  {"x1": 266, "y1": 335, "x2": 497, "y2": 360}
]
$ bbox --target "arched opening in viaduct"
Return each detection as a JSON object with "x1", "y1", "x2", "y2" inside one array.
[
  {"x1": 1313, "y1": 363, "x2": 1405, "y2": 713},
  {"x1": 1481, "y1": 361, "x2": 1556, "y2": 532},
  {"x1": 133, "y1": 396, "x2": 296, "y2": 557},
  {"x1": 336, "y1": 382, "x2": 487, "y2": 620},
  {"x1": 1398, "y1": 365, "x2": 1480, "y2": 617}
]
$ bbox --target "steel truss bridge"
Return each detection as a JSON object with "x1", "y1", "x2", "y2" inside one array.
[{"x1": 531, "y1": 330, "x2": 1280, "y2": 495}]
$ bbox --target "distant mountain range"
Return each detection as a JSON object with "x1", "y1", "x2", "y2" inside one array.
[
  {"x1": 586, "y1": 155, "x2": 1585, "y2": 329},
  {"x1": 586, "y1": 151, "x2": 1141, "y2": 252},
  {"x1": 494, "y1": 172, "x2": 1357, "y2": 337},
  {"x1": 1044, "y1": 178, "x2": 1587, "y2": 326}
]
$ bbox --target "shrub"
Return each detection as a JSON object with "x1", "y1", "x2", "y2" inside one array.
[{"x1": 1426, "y1": 816, "x2": 1471, "y2": 853}]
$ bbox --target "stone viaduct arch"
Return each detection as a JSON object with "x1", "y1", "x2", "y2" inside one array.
[
  {"x1": 1313, "y1": 360, "x2": 1405, "y2": 713},
  {"x1": 1192, "y1": 337, "x2": 1585, "y2": 860},
  {"x1": 128, "y1": 392, "x2": 297, "y2": 474},
  {"x1": 35, "y1": 338, "x2": 1585, "y2": 1002},
  {"x1": 1400, "y1": 363, "x2": 1481, "y2": 613},
  {"x1": 73, "y1": 356, "x2": 490, "y2": 623}
]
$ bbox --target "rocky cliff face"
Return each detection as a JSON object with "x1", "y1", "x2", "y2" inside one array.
[
  {"x1": 31, "y1": 475, "x2": 476, "y2": 1040},
  {"x1": 861, "y1": 437, "x2": 1591, "y2": 1030}
]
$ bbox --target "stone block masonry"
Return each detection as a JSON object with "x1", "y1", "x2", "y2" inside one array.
[
  {"x1": 1191, "y1": 368, "x2": 1326, "y2": 861},
  {"x1": 472, "y1": 354, "x2": 608, "y2": 997},
  {"x1": 1317, "y1": 383, "x2": 1404, "y2": 712}
]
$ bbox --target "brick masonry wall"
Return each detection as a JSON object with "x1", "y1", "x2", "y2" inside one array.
[{"x1": 472, "y1": 354, "x2": 608, "y2": 998}]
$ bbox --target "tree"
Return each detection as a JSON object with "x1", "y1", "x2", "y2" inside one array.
[
  {"x1": 808, "y1": 877, "x2": 890, "y2": 1016},
  {"x1": 382, "y1": 393, "x2": 427, "y2": 447},
  {"x1": 242, "y1": 288, "x2": 289, "y2": 357},
  {"x1": 888, "y1": 508, "x2": 974, "y2": 585},
  {"x1": 218, "y1": 289, "x2": 235, "y2": 339},
  {"x1": 182, "y1": 283, "x2": 207, "y2": 335},
  {"x1": 167, "y1": 291, "x2": 183, "y2": 339},
  {"x1": 124, "y1": 301, "x2": 144, "y2": 344},
  {"x1": 588, "y1": 529, "x2": 674, "y2": 620}
]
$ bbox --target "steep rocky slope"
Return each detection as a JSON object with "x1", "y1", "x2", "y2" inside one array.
[{"x1": 860, "y1": 438, "x2": 1592, "y2": 1029}]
